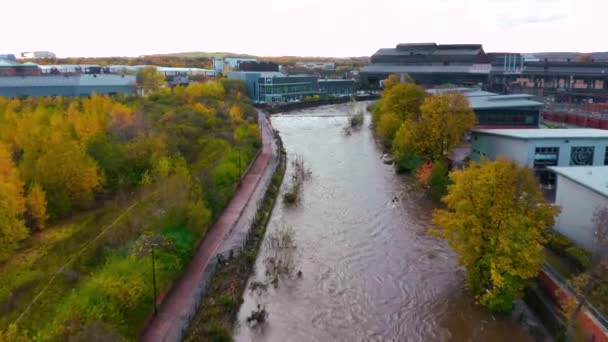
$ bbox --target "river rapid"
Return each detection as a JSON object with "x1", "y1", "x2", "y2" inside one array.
[{"x1": 233, "y1": 103, "x2": 532, "y2": 342}]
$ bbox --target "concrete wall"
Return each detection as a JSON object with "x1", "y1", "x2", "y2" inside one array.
[
  {"x1": 554, "y1": 175, "x2": 608, "y2": 249},
  {"x1": 471, "y1": 134, "x2": 529, "y2": 164}
]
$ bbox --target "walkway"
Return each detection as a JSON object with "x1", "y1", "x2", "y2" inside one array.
[{"x1": 141, "y1": 111, "x2": 274, "y2": 342}]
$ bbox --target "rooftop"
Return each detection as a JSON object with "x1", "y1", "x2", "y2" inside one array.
[
  {"x1": 473, "y1": 128, "x2": 608, "y2": 139},
  {"x1": 426, "y1": 87, "x2": 543, "y2": 109},
  {"x1": 360, "y1": 64, "x2": 492, "y2": 74},
  {"x1": 548, "y1": 166, "x2": 608, "y2": 198},
  {"x1": 378, "y1": 43, "x2": 484, "y2": 56}
]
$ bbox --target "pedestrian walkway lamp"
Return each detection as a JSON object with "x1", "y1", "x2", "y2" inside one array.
[{"x1": 151, "y1": 242, "x2": 158, "y2": 315}]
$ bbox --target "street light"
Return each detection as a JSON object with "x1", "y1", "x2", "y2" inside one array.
[{"x1": 151, "y1": 242, "x2": 158, "y2": 315}]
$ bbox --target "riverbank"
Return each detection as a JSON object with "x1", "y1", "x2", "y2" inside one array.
[
  {"x1": 258, "y1": 94, "x2": 379, "y2": 114},
  {"x1": 184, "y1": 126, "x2": 286, "y2": 340},
  {"x1": 141, "y1": 112, "x2": 275, "y2": 341}
]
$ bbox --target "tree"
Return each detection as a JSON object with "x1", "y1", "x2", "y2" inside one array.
[
  {"x1": 137, "y1": 66, "x2": 166, "y2": 94},
  {"x1": 432, "y1": 158, "x2": 560, "y2": 313},
  {"x1": 25, "y1": 183, "x2": 48, "y2": 230},
  {"x1": 393, "y1": 93, "x2": 476, "y2": 161},
  {"x1": 377, "y1": 83, "x2": 426, "y2": 122},
  {"x1": 30, "y1": 139, "x2": 103, "y2": 218},
  {"x1": 0, "y1": 143, "x2": 28, "y2": 260},
  {"x1": 228, "y1": 105, "x2": 244, "y2": 126},
  {"x1": 566, "y1": 206, "x2": 608, "y2": 341}
]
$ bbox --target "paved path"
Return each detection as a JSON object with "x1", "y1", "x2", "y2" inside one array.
[{"x1": 141, "y1": 111, "x2": 274, "y2": 342}]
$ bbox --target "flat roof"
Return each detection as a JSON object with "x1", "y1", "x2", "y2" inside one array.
[
  {"x1": 360, "y1": 64, "x2": 492, "y2": 75},
  {"x1": 548, "y1": 166, "x2": 608, "y2": 198},
  {"x1": 473, "y1": 128, "x2": 608, "y2": 139},
  {"x1": 468, "y1": 95, "x2": 543, "y2": 109}
]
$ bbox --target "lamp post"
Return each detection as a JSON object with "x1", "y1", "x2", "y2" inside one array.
[{"x1": 151, "y1": 242, "x2": 158, "y2": 315}]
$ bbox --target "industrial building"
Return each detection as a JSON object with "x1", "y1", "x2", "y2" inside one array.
[
  {"x1": 228, "y1": 71, "x2": 355, "y2": 103},
  {"x1": 427, "y1": 88, "x2": 542, "y2": 128},
  {"x1": 0, "y1": 74, "x2": 137, "y2": 97},
  {"x1": 360, "y1": 43, "x2": 492, "y2": 87},
  {"x1": 549, "y1": 166, "x2": 608, "y2": 250},
  {"x1": 0, "y1": 59, "x2": 40, "y2": 76},
  {"x1": 471, "y1": 128, "x2": 608, "y2": 184}
]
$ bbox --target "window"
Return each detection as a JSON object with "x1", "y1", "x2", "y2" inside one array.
[
  {"x1": 604, "y1": 147, "x2": 608, "y2": 165},
  {"x1": 534, "y1": 147, "x2": 559, "y2": 168},
  {"x1": 570, "y1": 146, "x2": 595, "y2": 166}
]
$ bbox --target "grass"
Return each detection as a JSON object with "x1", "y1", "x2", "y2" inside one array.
[
  {"x1": 185, "y1": 143, "x2": 286, "y2": 341},
  {"x1": 0, "y1": 184, "x2": 195, "y2": 339}
]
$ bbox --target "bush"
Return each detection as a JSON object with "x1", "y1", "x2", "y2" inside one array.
[
  {"x1": 545, "y1": 230, "x2": 593, "y2": 271},
  {"x1": 429, "y1": 161, "x2": 450, "y2": 202},
  {"x1": 395, "y1": 152, "x2": 423, "y2": 174},
  {"x1": 565, "y1": 246, "x2": 592, "y2": 270}
]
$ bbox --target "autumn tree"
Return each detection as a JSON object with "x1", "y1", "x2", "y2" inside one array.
[
  {"x1": 137, "y1": 66, "x2": 166, "y2": 94},
  {"x1": 393, "y1": 93, "x2": 476, "y2": 161},
  {"x1": 0, "y1": 143, "x2": 28, "y2": 260},
  {"x1": 25, "y1": 183, "x2": 48, "y2": 230},
  {"x1": 29, "y1": 139, "x2": 103, "y2": 218},
  {"x1": 372, "y1": 82, "x2": 426, "y2": 149},
  {"x1": 433, "y1": 158, "x2": 560, "y2": 313}
]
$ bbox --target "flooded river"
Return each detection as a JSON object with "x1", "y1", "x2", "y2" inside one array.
[{"x1": 234, "y1": 103, "x2": 532, "y2": 342}]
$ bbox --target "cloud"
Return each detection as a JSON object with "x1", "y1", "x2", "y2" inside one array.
[{"x1": 496, "y1": 14, "x2": 567, "y2": 29}]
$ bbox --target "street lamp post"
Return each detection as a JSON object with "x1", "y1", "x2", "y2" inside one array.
[{"x1": 151, "y1": 242, "x2": 158, "y2": 315}]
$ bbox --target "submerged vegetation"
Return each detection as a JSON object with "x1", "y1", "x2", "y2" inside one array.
[
  {"x1": 0, "y1": 79, "x2": 261, "y2": 339},
  {"x1": 282, "y1": 155, "x2": 310, "y2": 206}
]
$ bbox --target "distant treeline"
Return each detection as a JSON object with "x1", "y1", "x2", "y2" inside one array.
[{"x1": 20, "y1": 55, "x2": 214, "y2": 69}]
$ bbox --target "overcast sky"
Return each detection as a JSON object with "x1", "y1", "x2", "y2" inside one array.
[{"x1": 3, "y1": 0, "x2": 605, "y2": 57}]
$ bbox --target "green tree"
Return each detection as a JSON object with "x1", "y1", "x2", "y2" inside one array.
[
  {"x1": 137, "y1": 66, "x2": 166, "y2": 94},
  {"x1": 432, "y1": 158, "x2": 560, "y2": 312},
  {"x1": 393, "y1": 93, "x2": 476, "y2": 161}
]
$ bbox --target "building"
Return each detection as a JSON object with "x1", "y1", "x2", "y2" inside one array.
[
  {"x1": 471, "y1": 128, "x2": 608, "y2": 183},
  {"x1": 0, "y1": 74, "x2": 137, "y2": 97},
  {"x1": 548, "y1": 166, "x2": 608, "y2": 250},
  {"x1": 20, "y1": 51, "x2": 56, "y2": 59},
  {"x1": 428, "y1": 88, "x2": 542, "y2": 128},
  {"x1": 228, "y1": 71, "x2": 319, "y2": 103},
  {"x1": 295, "y1": 62, "x2": 335, "y2": 71},
  {"x1": 0, "y1": 59, "x2": 40, "y2": 76},
  {"x1": 318, "y1": 79, "x2": 355, "y2": 97},
  {"x1": 0, "y1": 54, "x2": 16, "y2": 61},
  {"x1": 360, "y1": 43, "x2": 492, "y2": 87},
  {"x1": 214, "y1": 57, "x2": 258, "y2": 73}
]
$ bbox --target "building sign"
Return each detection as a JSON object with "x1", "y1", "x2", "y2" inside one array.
[{"x1": 570, "y1": 146, "x2": 595, "y2": 166}]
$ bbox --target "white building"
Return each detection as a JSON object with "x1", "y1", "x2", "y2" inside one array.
[
  {"x1": 548, "y1": 166, "x2": 608, "y2": 250},
  {"x1": 471, "y1": 128, "x2": 608, "y2": 183},
  {"x1": 294, "y1": 62, "x2": 335, "y2": 71},
  {"x1": 20, "y1": 51, "x2": 56, "y2": 59}
]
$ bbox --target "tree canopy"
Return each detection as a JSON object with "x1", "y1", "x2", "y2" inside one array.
[
  {"x1": 432, "y1": 158, "x2": 559, "y2": 312},
  {"x1": 392, "y1": 93, "x2": 476, "y2": 161}
]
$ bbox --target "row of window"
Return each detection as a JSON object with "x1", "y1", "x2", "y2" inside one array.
[{"x1": 534, "y1": 146, "x2": 608, "y2": 167}]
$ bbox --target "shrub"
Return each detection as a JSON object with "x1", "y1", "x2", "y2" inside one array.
[
  {"x1": 545, "y1": 230, "x2": 593, "y2": 271},
  {"x1": 395, "y1": 152, "x2": 423, "y2": 174},
  {"x1": 429, "y1": 161, "x2": 450, "y2": 202},
  {"x1": 565, "y1": 246, "x2": 592, "y2": 270},
  {"x1": 416, "y1": 161, "x2": 432, "y2": 185}
]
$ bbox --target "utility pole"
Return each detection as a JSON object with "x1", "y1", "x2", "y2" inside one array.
[{"x1": 151, "y1": 242, "x2": 158, "y2": 315}]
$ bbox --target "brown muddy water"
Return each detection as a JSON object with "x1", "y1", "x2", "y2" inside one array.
[{"x1": 234, "y1": 103, "x2": 533, "y2": 342}]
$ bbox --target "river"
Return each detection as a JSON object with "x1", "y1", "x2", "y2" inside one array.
[{"x1": 233, "y1": 103, "x2": 533, "y2": 342}]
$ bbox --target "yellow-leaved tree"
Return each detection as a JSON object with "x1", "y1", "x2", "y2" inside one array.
[
  {"x1": 25, "y1": 183, "x2": 48, "y2": 230},
  {"x1": 432, "y1": 158, "x2": 560, "y2": 312},
  {"x1": 0, "y1": 143, "x2": 28, "y2": 260},
  {"x1": 393, "y1": 93, "x2": 476, "y2": 161},
  {"x1": 372, "y1": 82, "x2": 426, "y2": 148}
]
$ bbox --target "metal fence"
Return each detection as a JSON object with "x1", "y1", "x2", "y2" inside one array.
[{"x1": 542, "y1": 262, "x2": 608, "y2": 330}]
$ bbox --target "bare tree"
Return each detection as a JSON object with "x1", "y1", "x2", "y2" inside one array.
[{"x1": 566, "y1": 206, "x2": 608, "y2": 341}]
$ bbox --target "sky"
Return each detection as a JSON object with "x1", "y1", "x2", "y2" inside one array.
[{"x1": 3, "y1": 0, "x2": 605, "y2": 58}]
